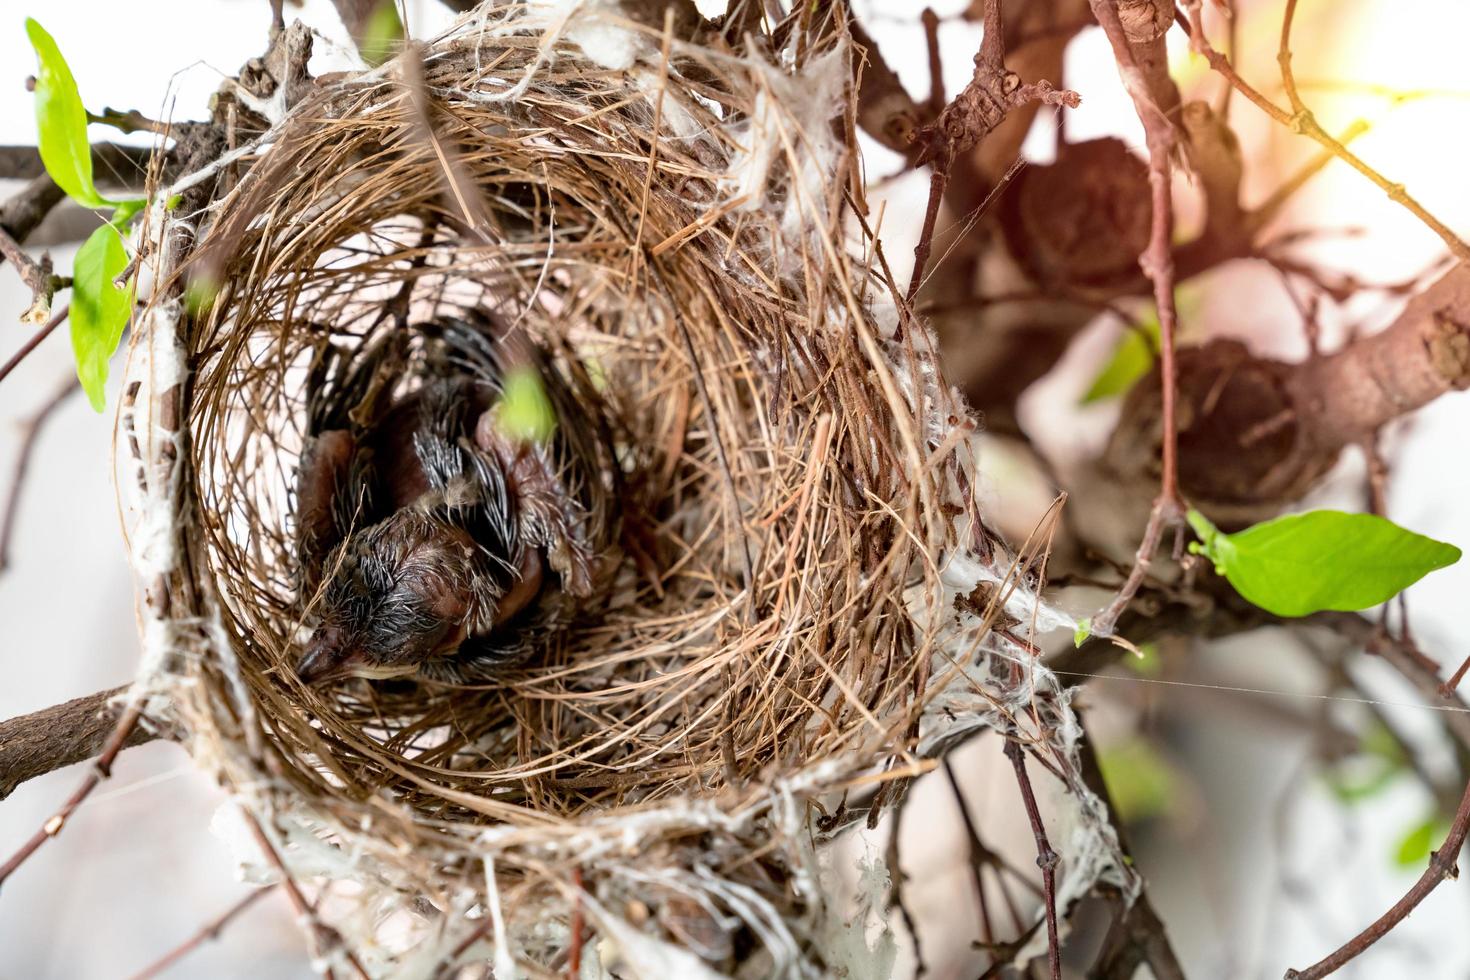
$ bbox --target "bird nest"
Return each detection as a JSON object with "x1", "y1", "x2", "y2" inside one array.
[{"x1": 117, "y1": 5, "x2": 1130, "y2": 975}]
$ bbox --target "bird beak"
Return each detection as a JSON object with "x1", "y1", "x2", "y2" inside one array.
[{"x1": 295, "y1": 634, "x2": 356, "y2": 685}]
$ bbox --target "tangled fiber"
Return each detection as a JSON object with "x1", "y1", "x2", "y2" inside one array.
[{"x1": 117, "y1": 3, "x2": 1132, "y2": 975}]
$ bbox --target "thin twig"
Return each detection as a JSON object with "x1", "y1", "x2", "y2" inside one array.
[
  {"x1": 921, "y1": 8, "x2": 944, "y2": 117},
  {"x1": 0, "y1": 304, "x2": 69, "y2": 389},
  {"x1": 1088, "y1": 0, "x2": 1185, "y2": 636},
  {"x1": 125, "y1": 885, "x2": 278, "y2": 980},
  {"x1": 1186, "y1": 1, "x2": 1470, "y2": 260},
  {"x1": 241, "y1": 809, "x2": 370, "y2": 980},
  {"x1": 1285, "y1": 772, "x2": 1470, "y2": 978},
  {"x1": 432, "y1": 914, "x2": 495, "y2": 980},
  {"x1": 0, "y1": 377, "x2": 79, "y2": 572},
  {"x1": 0, "y1": 223, "x2": 57, "y2": 323},
  {"x1": 941, "y1": 759, "x2": 995, "y2": 951},
  {"x1": 0, "y1": 696, "x2": 144, "y2": 889},
  {"x1": 1003, "y1": 735, "x2": 1060, "y2": 980},
  {"x1": 1075, "y1": 715, "x2": 1187, "y2": 980},
  {"x1": 906, "y1": 0, "x2": 1077, "y2": 300},
  {"x1": 885, "y1": 795, "x2": 925, "y2": 975},
  {"x1": 88, "y1": 107, "x2": 172, "y2": 138}
]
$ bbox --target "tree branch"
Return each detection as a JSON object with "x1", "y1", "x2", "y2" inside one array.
[
  {"x1": 1004, "y1": 734, "x2": 1061, "y2": 980},
  {"x1": 1075, "y1": 714, "x2": 1186, "y2": 980},
  {"x1": 1292, "y1": 263, "x2": 1470, "y2": 447},
  {"x1": 0, "y1": 377, "x2": 79, "y2": 571},
  {"x1": 0, "y1": 305, "x2": 69, "y2": 390},
  {"x1": 0, "y1": 143, "x2": 153, "y2": 184},
  {"x1": 125, "y1": 885, "x2": 277, "y2": 980},
  {"x1": 0, "y1": 687, "x2": 162, "y2": 802},
  {"x1": 1286, "y1": 771, "x2": 1470, "y2": 978},
  {"x1": 1186, "y1": 2, "x2": 1470, "y2": 261},
  {"x1": 848, "y1": 14, "x2": 924, "y2": 154},
  {"x1": 1087, "y1": 0, "x2": 1183, "y2": 636}
]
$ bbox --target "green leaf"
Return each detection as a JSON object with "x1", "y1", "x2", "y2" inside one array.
[
  {"x1": 1394, "y1": 816, "x2": 1447, "y2": 868},
  {"x1": 496, "y1": 366, "x2": 557, "y2": 444},
  {"x1": 110, "y1": 198, "x2": 147, "y2": 226},
  {"x1": 1187, "y1": 508, "x2": 1460, "y2": 617},
  {"x1": 25, "y1": 18, "x2": 106, "y2": 209},
  {"x1": 1081, "y1": 318, "x2": 1160, "y2": 404},
  {"x1": 359, "y1": 0, "x2": 404, "y2": 67},
  {"x1": 71, "y1": 222, "x2": 134, "y2": 412},
  {"x1": 1098, "y1": 738, "x2": 1176, "y2": 823},
  {"x1": 1073, "y1": 618, "x2": 1092, "y2": 648}
]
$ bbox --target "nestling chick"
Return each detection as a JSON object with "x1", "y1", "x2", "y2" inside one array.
[{"x1": 293, "y1": 317, "x2": 609, "y2": 685}]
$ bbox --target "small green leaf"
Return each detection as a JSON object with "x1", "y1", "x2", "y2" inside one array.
[
  {"x1": 496, "y1": 367, "x2": 557, "y2": 444},
  {"x1": 1073, "y1": 618, "x2": 1092, "y2": 648},
  {"x1": 1081, "y1": 318, "x2": 1160, "y2": 404},
  {"x1": 1098, "y1": 738, "x2": 1177, "y2": 823},
  {"x1": 1187, "y1": 508, "x2": 1460, "y2": 617},
  {"x1": 71, "y1": 222, "x2": 133, "y2": 412},
  {"x1": 1394, "y1": 816, "x2": 1446, "y2": 868},
  {"x1": 359, "y1": 0, "x2": 404, "y2": 67},
  {"x1": 110, "y1": 198, "x2": 147, "y2": 226},
  {"x1": 25, "y1": 18, "x2": 106, "y2": 209}
]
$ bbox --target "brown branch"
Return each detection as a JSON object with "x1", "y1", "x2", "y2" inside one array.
[
  {"x1": 849, "y1": 14, "x2": 923, "y2": 154},
  {"x1": 1291, "y1": 264, "x2": 1470, "y2": 447},
  {"x1": 0, "y1": 685, "x2": 161, "y2": 801},
  {"x1": 0, "y1": 178, "x2": 66, "y2": 275},
  {"x1": 0, "y1": 304, "x2": 68, "y2": 390},
  {"x1": 0, "y1": 377, "x2": 80, "y2": 572},
  {"x1": 1286, "y1": 772, "x2": 1470, "y2": 978},
  {"x1": 0, "y1": 223, "x2": 57, "y2": 323},
  {"x1": 1187, "y1": 1, "x2": 1470, "y2": 261},
  {"x1": 0, "y1": 143, "x2": 153, "y2": 185},
  {"x1": 0, "y1": 696, "x2": 146, "y2": 888},
  {"x1": 1087, "y1": 0, "x2": 1184, "y2": 636},
  {"x1": 942, "y1": 759, "x2": 997, "y2": 950},
  {"x1": 1075, "y1": 716, "x2": 1186, "y2": 980},
  {"x1": 1443, "y1": 654, "x2": 1470, "y2": 697},
  {"x1": 1003, "y1": 735, "x2": 1061, "y2": 980},
  {"x1": 921, "y1": 8, "x2": 945, "y2": 118},
  {"x1": 885, "y1": 794, "x2": 925, "y2": 975},
  {"x1": 87, "y1": 108, "x2": 171, "y2": 137},
  {"x1": 907, "y1": 0, "x2": 1079, "y2": 299},
  {"x1": 125, "y1": 885, "x2": 278, "y2": 980},
  {"x1": 242, "y1": 809, "x2": 370, "y2": 980}
]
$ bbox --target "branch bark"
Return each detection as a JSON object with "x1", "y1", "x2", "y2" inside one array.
[
  {"x1": 1293, "y1": 263, "x2": 1470, "y2": 446},
  {"x1": 0, "y1": 687, "x2": 162, "y2": 801},
  {"x1": 0, "y1": 143, "x2": 153, "y2": 184},
  {"x1": 1075, "y1": 714, "x2": 1186, "y2": 980},
  {"x1": 1286, "y1": 771, "x2": 1470, "y2": 978}
]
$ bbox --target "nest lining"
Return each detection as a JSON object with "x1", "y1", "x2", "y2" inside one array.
[{"x1": 117, "y1": 5, "x2": 1132, "y2": 974}]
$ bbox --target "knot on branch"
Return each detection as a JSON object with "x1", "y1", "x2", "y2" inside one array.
[
  {"x1": 1117, "y1": 0, "x2": 1174, "y2": 43},
  {"x1": 1427, "y1": 311, "x2": 1470, "y2": 389},
  {"x1": 1288, "y1": 107, "x2": 1316, "y2": 135}
]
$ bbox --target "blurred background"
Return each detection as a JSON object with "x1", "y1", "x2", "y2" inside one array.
[{"x1": 1, "y1": 0, "x2": 1468, "y2": 976}]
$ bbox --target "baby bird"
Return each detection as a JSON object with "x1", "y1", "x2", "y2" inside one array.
[{"x1": 292, "y1": 317, "x2": 608, "y2": 686}]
